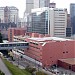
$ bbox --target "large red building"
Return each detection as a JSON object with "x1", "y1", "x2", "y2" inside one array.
[{"x1": 12, "y1": 33, "x2": 75, "y2": 68}]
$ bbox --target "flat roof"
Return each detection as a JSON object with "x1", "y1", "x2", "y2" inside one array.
[
  {"x1": 59, "y1": 58, "x2": 75, "y2": 65},
  {"x1": 28, "y1": 37, "x2": 72, "y2": 42}
]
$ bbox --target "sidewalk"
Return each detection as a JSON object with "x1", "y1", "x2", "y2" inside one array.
[{"x1": 0, "y1": 58, "x2": 12, "y2": 75}]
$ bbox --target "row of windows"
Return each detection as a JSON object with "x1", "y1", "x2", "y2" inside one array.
[
  {"x1": 54, "y1": 29, "x2": 65, "y2": 30},
  {"x1": 54, "y1": 33, "x2": 65, "y2": 35},
  {"x1": 54, "y1": 10, "x2": 64, "y2": 11},
  {"x1": 55, "y1": 22, "x2": 65, "y2": 23},
  {"x1": 63, "y1": 51, "x2": 68, "y2": 54},
  {"x1": 30, "y1": 42, "x2": 38, "y2": 45},
  {"x1": 54, "y1": 27, "x2": 65, "y2": 28},
  {"x1": 0, "y1": 43, "x2": 29, "y2": 47},
  {"x1": 30, "y1": 45, "x2": 40, "y2": 49}
]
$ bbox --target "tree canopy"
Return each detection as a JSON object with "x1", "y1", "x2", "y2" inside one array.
[{"x1": 0, "y1": 33, "x2": 3, "y2": 43}]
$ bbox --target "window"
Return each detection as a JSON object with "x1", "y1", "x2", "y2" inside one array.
[
  {"x1": 63, "y1": 52, "x2": 65, "y2": 54},
  {"x1": 66, "y1": 51, "x2": 68, "y2": 53}
]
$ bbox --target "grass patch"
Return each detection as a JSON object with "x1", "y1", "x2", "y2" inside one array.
[
  {"x1": 3, "y1": 58, "x2": 31, "y2": 75},
  {"x1": 36, "y1": 71, "x2": 48, "y2": 75}
]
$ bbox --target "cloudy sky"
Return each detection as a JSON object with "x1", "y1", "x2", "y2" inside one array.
[
  {"x1": 0, "y1": 0, "x2": 26, "y2": 18},
  {"x1": 0, "y1": 0, "x2": 75, "y2": 18}
]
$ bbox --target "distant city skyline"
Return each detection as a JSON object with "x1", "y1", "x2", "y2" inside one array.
[{"x1": 0, "y1": 0, "x2": 75, "y2": 18}]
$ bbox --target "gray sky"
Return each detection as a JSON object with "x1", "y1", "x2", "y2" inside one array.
[
  {"x1": 51, "y1": 0, "x2": 75, "y2": 13},
  {"x1": 0, "y1": 0, "x2": 26, "y2": 18},
  {"x1": 0, "y1": 0, "x2": 75, "y2": 18}
]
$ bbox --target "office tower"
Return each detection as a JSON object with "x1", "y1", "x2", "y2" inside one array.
[
  {"x1": 0, "y1": 6, "x2": 18, "y2": 26},
  {"x1": 27, "y1": 7, "x2": 67, "y2": 37},
  {"x1": 25, "y1": 0, "x2": 34, "y2": 13},
  {"x1": 49, "y1": 2, "x2": 56, "y2": 8},
  {"x1": 50, "y1": 8, "x2": 67, "y2": 37},
  {"x1": 39, "y1": 0, "x2": 50, "y2": 7},
  {"x1": 25, "y1": 0, "x2": 50, "y2": 14},
  {"x1": 24, "y1": 0, "x2": 50, "y2": 27},
  {"x1": 70, "y1": 3, "x2": 75, "y2": 34}
]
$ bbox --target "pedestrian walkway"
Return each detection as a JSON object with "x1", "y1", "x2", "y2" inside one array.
[{"x1": 0, "y1": 58, "x2": 12, "y2": 75}]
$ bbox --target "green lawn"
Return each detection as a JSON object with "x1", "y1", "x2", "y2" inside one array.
[
  {"x1": 3, "y1": 59, "x2": 31, "y2": 75},
  {"x1": 36, "y1": 71, "x2": 48, "y2": 75}
]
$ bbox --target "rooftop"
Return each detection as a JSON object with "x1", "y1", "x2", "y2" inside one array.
[
  {"x1": 28, "y1": 37, "x2": 72, "y2": 42},
  {"x1": 59, "y1": 58, "x2": 75, "y2": 65}
]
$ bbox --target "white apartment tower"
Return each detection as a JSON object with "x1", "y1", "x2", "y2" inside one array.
[{"x1": 50, "y1": 8, "x2": 67, "y2": 37}]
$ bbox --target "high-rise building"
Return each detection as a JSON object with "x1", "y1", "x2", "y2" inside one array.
[
  {"x1": 49, "y1": 3, "x2": 56, "y2": 8},
  {"x1": 70, "y1": 3, "x2": 75, "y2": 34},
  {"x1": 50, "y1": 8, "x2": 67, "y2": 37},
  {"x1": 24, "y1": 0, "x2": 50, "y2": 27},
  {"x1": 27, "y1": 7, "x2": 67, "y2": 37},
  {"x1": 0, "y1": 6, "x2": 19, "y2": 26},
  {"x1": 39, "y1": 0, "x2": 50, "y2": 7},
  {"x1": 25, "y1": 0, "x2": 50, "y2": 13},
  {"x1": 25, "y1": 0, "x2": 34, "y2": 13}
]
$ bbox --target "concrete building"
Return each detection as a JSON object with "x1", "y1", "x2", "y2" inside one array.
[
  {"x1": 27, "y1": 7, "x2": 67, "y2": 37},
  {"x1": 18, "y1": 18, "x2": 26, "y2": 28},
  {"x1": 25, "y1": 0, "x2": 34, "y2": 13},
  {"x1": 49, "y1": 2, "x2": 56, "y2": 8},
  {"x1": 24, "y1": 0, "x2": 50, "y2": 28},
  {"x1": 0, "y1": 6, "x2": 19, "y2": 26},
  {"x1": 70, "y1": 3, "x2": 75, "y2": 34},
  {"x1": 51, "y1": 8, "x2": 67, "y2": 37},
  {"x1": 25, "y1": 0, "x2": 50, "y2": 13},
  {"x1": 39, "y1": 0, "x2": 50, "y2": 7}
]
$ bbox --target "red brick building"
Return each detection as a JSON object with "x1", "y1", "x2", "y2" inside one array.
[
  {"x1": 25, "y1": 37, "x2": 75, "y2": 68},
  {"x1": 13, "y1": 33, "x2": 75, "y2": 68},
  {"x1": 8, "y1": 28, "x2": 26, "y2": 42}
]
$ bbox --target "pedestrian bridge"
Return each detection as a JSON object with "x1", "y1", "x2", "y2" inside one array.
[{"x1": 0, "y1": 42, "x2": 29, "y2": 50}]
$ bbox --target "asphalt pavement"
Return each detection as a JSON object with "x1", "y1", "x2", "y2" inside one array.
[{"x1": 0, "y1": 58, "x2": 12, "y2": 75}]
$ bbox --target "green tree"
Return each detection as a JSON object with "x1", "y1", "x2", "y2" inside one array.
[{"x1": 0, "y1": 33, "x2": 3, "y2": 43}]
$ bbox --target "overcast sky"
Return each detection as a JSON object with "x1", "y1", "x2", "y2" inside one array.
[
  {"x1": 0, "y1": 0, "x2": 26, "y2": 18},
  {"x1": 0, "y1": 0, "x2": 75, "y2": 18}
]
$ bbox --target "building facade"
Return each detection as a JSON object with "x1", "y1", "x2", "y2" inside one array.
[
  {"x1": 0, "y1": 6, "x2": 19, "y2": 26},
  {"x1": 39, "y1": 0, "x2": 50, "y2": 7},
  {"x1": 12, "y1": 33, "x2": 75, "y2": 68},
  {"x1": 70, "y1": 3, "x2": 75, "y2": 34},
  {"x1": 8, "y1": 28, "x2": 26, "y2": 42},
  {"x1": 49, "y1": 3, "x2": 56, "y2": 8},
  {"x1": 25, "y1": 0, "x2": 50, "y2": 13},
  {"x1": 50, "y1": 8, "x2": 67, "y2": 37},
  {"x1": 27, "y1": 7, "x2": 67, "y2": 37}
]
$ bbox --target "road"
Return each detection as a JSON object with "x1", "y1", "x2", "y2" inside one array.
[{"x1": 0, "y1": 58, "x2": 12, "y2": 75}]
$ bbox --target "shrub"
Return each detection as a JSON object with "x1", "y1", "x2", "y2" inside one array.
[
  {"x1": 0, "y1": 70, "x2": 5, "y2": 75},
  {"x1": 25, "y1": 66, "x2": 36, "y2": 74},
  {"x1": 36, "y1": 71, "x2": 47, "y2": 75}
]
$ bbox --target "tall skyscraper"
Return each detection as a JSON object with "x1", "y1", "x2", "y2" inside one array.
[
  {"x1": 25, "y1": 0, "x2": 50, "y2": 14},
  {"x1": 39, "y1": 0, "x2": 50, "y2": 7},
  {"x1": 49, "y1": 3, "x2": 56, "y2": 8},
  {"x1": 70, "y1": 3, "x2": 75, "y2": 34},
  {"x1": 25, "y1": 0, "x2": 34, "y2": 13},
  {"x1": 24, "y1": 0, "x2": 50, "y2": 27}
]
